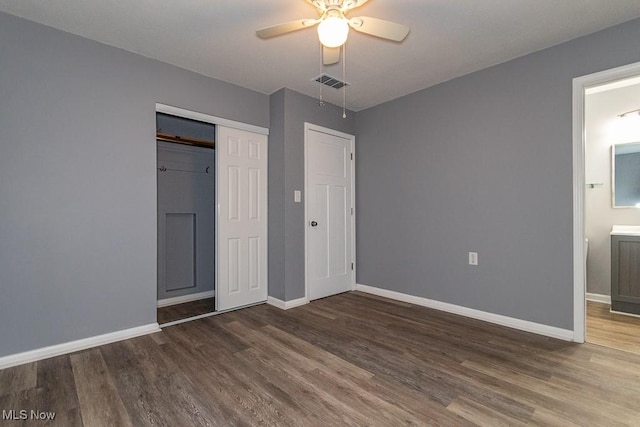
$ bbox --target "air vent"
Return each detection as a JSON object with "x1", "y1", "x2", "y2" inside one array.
[{"x1": 314, "y1": 74, "x2": 349, "y2": 89}]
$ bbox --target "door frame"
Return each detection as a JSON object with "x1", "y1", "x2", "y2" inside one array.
[
  {"x1": 572, "y1": 61, "x2": 640, "y2": 343},
  {"x1": 155, "y1": 103, "x2": 269, "y2": 321},
  {"x1": 304, "y1": 122, "x2": 356, "y2": 302}
]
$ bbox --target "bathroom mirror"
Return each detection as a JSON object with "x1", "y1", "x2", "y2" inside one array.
[{"x1": 612, "y1": 141, "x2": 640, "y2": 207}]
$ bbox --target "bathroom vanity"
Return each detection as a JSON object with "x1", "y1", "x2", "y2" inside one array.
[{"x1": 611, "y1": 225, "x2": 640, "y2": 315}]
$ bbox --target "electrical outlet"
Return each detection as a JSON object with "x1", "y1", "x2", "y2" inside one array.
[{"x1": 469, "y1": 252, "x2": 478, "y2": 265}]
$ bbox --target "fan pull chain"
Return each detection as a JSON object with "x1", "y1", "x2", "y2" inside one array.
[
  {"x1": 342, "y1": 43, "x2": 347, "y2": 119},
  {"x1": 318, "y1": 43, "x2": 325, "y2": 107}
]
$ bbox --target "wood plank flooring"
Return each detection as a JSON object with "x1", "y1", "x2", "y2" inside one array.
[
  {"x1": 586, "y1": 300, "x2": 640, "y2": 355},
  {"x1": 157, "y1": 297, "x2": 215, "y2": 324},
  {"x1": 2, "y1": 291, "x2": 640, "y2": 426}
]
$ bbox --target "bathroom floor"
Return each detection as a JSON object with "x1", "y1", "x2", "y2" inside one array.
[{"x1": 587, "y1": 300, "x2": 640, "y2": 355}]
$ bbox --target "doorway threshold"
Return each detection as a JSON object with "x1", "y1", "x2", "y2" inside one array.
[
  {"x1": 159, "y1": 300, "x2": 267, "y2": 328},
  {"x1": 159, "y1": 310, "x2": 220, "y2": 328}
]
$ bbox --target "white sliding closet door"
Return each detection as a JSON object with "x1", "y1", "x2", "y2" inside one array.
[{"x1": 216, "y1": 126, "x2": 268, "y2": 311}]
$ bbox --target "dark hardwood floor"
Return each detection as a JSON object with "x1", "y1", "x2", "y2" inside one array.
[
  {"x1": 587, "y1": 300, "x2": 640, "y2": 355},
  {"x1": 157, "y1": 297, "x2": 215, "y2": 324},
  {"x1": 3, "y1": 291, "x2": 640, "y2": 426}
]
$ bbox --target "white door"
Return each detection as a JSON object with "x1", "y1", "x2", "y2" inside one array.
[
  {"x1": 217, "y1": 126, "x2": 268, "y2": 311},
  {"x1": 306, "y1": 124, "x2": 354, "y2": 301}
]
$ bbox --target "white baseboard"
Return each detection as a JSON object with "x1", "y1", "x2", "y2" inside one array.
[
  {"x1": 356, "y1": 284, "x2": 574, "y2": 342},
  {"x1": 0, "y1": 323, "x2": 161, "y2": 370},
  {"x1": 266, "y1": 296, "x2": 308, "y2": 310},
  {"x1": 157, "y1": 290, "x2": 215, "y2": 308},
  {"x1": 610, "y1": 309, "x2": 640, "y2": 318},
  {"x1": 586, "y1": 292, "x2": 611, "y2": 304}
]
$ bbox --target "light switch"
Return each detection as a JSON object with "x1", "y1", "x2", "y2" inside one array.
[
  {"x1": 468, "y1": 252, "x2": 478, "y2": 265},
  {"x1": 294, "y1": 190, "x2": 301, "y2": 203}
]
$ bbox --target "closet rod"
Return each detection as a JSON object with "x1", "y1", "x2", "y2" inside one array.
[{"x1": 158, "y1": 165, "x2": 211, "y2": 174}]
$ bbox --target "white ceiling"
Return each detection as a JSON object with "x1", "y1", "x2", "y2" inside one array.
[{"x1": 2, "y1": 0, "x2": 640, "y2": 111}]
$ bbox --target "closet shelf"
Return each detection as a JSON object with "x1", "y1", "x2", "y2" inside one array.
[{"x1": 156, "y1": 132, "x2": 215, "y2": 149}]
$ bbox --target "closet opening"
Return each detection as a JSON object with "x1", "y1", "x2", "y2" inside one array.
[{"x1": 156, "y1": 112, "x2": 216, "y2": 325}]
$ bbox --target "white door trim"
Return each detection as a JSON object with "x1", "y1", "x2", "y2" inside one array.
[
  {"x1": 304, "y1": 122, "x2": 356, "y2": 302},
  {"x1": 572, "y1": 60, "x2": 640, "y2": 343}
]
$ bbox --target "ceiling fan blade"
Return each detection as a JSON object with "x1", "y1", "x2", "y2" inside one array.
[
  {"x1": 349, "y1": 16, "x2": 410, "y2": 42},
  {"x1": 256, "y1": 19, "x2": 318, "y2": 39},
  {"x1": 323, "y1": 46, "x2": 341, "y2": 65}
]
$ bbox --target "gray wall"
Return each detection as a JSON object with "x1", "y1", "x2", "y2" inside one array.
[
  {"x1": 0, "y1": 12, "x2": 268, "y2": 358},
  {"x1": 356, "y1": 18, "x2": 640, "y2": 330},
  {"x1": 269, "y1": 88, "x2": 356, "y2": 301},
  {"x1": 585, "y1": 84, "x2": 640, "y2": 296},
  {"x1": 268, "y1": 90, "x2": 286, "y2": 300}
]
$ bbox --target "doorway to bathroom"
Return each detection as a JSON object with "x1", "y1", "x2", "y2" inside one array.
[{"x1": 577, "y1": 65, "x2": 640, "y2": 354}]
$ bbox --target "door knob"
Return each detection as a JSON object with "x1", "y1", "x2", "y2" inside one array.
[{"x1": 310, "y1": 221, "x2": 318, "y2": 227}]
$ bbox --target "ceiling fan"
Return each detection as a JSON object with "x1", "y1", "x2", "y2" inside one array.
[{"x1": 256, "y1": 0, "x2": 410, "y2": 65}]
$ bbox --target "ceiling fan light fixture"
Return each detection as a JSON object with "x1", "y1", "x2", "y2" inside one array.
[{"x1": 317, "y1": 16, "x2": 349, "y2": 48}]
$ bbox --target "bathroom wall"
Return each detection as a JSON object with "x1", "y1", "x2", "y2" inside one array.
[{"x1": 585, "y1": 82, "x2": 640, "y2": 296}]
